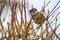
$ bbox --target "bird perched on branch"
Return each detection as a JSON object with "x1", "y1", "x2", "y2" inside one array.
[{"x1": 29, "y1": 8, "x2": 48, "y2": 25}]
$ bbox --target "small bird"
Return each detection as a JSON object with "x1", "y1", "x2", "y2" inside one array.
[{"x1": 29, "y1": 8, "x2": 47, "y2": 25}]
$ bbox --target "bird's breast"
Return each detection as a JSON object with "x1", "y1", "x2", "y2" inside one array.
[{"x1": 32, "y1": 12, "x2": 45, "y2": 24}]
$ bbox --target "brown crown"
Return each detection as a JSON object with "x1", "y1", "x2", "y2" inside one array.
[{"x1": 29, "y1": 8, "x2": 37, "y2": 13}]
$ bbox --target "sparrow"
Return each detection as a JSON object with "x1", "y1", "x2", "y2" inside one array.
[{"x1": 29, "y1": 8, "x2": 47, "y2": 25}]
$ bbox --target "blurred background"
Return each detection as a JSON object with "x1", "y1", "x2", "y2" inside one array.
[{"x1": 0, "y1": 0, "x2": 60, "y2": 40}]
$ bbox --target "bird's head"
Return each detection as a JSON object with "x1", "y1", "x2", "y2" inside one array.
[{"x1": 29, "y1": 8, "x2": 37, "y2": 16}]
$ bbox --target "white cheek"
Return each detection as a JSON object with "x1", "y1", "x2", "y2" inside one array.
[{"x1": 31, "y1": 12, "x2": 36, "y2": 16}]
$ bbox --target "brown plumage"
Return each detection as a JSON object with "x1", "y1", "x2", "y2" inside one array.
[{"x1": 29, "y1": 8, "x2": 46, "y2": 25}]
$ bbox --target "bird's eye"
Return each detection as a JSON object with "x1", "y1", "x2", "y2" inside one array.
[
  {"x1": 30, "y1": 11, "x2": 35, "y2": 15},
  {"x1": 33, "y1": 11, "x2": 35, "y2": 13}
]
